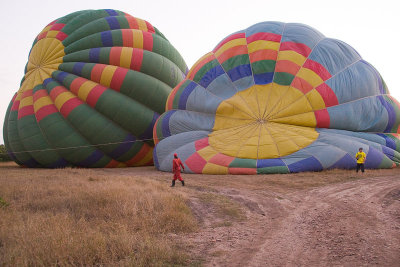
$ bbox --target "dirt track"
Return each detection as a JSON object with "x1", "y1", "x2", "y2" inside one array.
[{"x1": 167, "y1": 169, "x2": 400, "y2": 266}]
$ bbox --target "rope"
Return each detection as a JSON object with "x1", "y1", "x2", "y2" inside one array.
[{"x1": 0, "y1": 137, "x2": 159, "y2": 156}]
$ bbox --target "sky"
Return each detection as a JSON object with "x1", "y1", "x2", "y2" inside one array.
[{"x1": 1, "y1": 0, "x2": 399, "y2": 143}]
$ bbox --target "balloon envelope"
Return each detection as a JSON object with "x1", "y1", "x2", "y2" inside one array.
[
  {"x1": 3, "y1": 9, "x2": 187, "y2": 168},
  {"x1": 154, "y1": 22, "x2": 400, "y2": 174}
]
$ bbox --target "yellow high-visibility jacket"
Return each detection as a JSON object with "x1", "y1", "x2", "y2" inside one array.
[{"x1": 355, "y1": 151, "x2": 366, "y2": 164}]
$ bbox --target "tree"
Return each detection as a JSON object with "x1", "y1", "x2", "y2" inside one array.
[{"x1": 0, "y1": 144, "x2": 12, "y2": 162}]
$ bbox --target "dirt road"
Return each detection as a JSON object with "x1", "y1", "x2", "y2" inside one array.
[{"x1": 169, "y1": 169, "x2": 400, "y2": 266}]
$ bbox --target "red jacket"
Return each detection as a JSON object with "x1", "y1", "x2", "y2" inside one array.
[{"x1": 173, "y1": 158, "x2": 184, "y2": 172}]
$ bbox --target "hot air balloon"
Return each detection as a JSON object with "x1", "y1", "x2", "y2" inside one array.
[
  {"x1": 154, "y1": 22, "x2": 400, "y2": 174},
  {"x1": 3, "y1": 9, "x2": 187, "y2": 168}
]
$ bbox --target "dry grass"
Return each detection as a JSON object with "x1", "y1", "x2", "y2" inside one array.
[
  {"x1": 197, "y1": 193, "x2": 245, "y2": 224},
  {"x1": 0, "y1": 162, "x2": 197, "y2": 266}
]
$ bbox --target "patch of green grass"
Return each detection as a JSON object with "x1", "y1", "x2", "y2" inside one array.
[{"x1": 0, "y1": 197, "x2": 9, "y2": 208}]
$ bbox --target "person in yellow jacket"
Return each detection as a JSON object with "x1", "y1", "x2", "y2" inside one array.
[{"x1": 355, "y1": 147, "x2": 366, "y2": 173}]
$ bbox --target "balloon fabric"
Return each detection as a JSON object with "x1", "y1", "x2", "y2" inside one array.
[
  {"x1": 3, "y1": 9, "x2": 187, "y2": 168},
  {"x1": 154, "y1": 22, "x2": 400, "y2": 174}
]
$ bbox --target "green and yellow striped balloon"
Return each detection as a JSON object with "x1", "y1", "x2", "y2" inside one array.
[{"x1": 3, "y1": 9, "x2": 187, "y2": 168}]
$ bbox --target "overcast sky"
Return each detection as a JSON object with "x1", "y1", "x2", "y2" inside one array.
[{"x1": 1, "y1": 0, "x2": 399, "y2": 143}]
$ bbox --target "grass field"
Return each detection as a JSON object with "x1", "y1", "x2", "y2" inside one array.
[{"x1": 0, "y1": 162, "x2": 197, "y2": 266}]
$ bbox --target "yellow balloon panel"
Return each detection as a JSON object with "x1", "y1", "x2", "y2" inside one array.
[
  {"x1": 266, "y1": 86, "x2": 310, "y2": 119},
  {"x1": 202, "y1": 163, "x2": 229, "y2": 174},
  {"x1": 271, "y1": 112, "x2": 317, "y2": 127},
  {"x1": 209, "y1": 84, "x2": 319, "y2": 159}
]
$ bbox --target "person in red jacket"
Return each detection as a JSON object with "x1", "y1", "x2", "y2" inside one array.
[{"x1": 171, "y1": 153, "x2": 185, "y2": 187}]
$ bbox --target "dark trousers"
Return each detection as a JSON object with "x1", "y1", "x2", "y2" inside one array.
[{"x1": 356, "y1": 163, "x2": 365, "y2": 173}]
